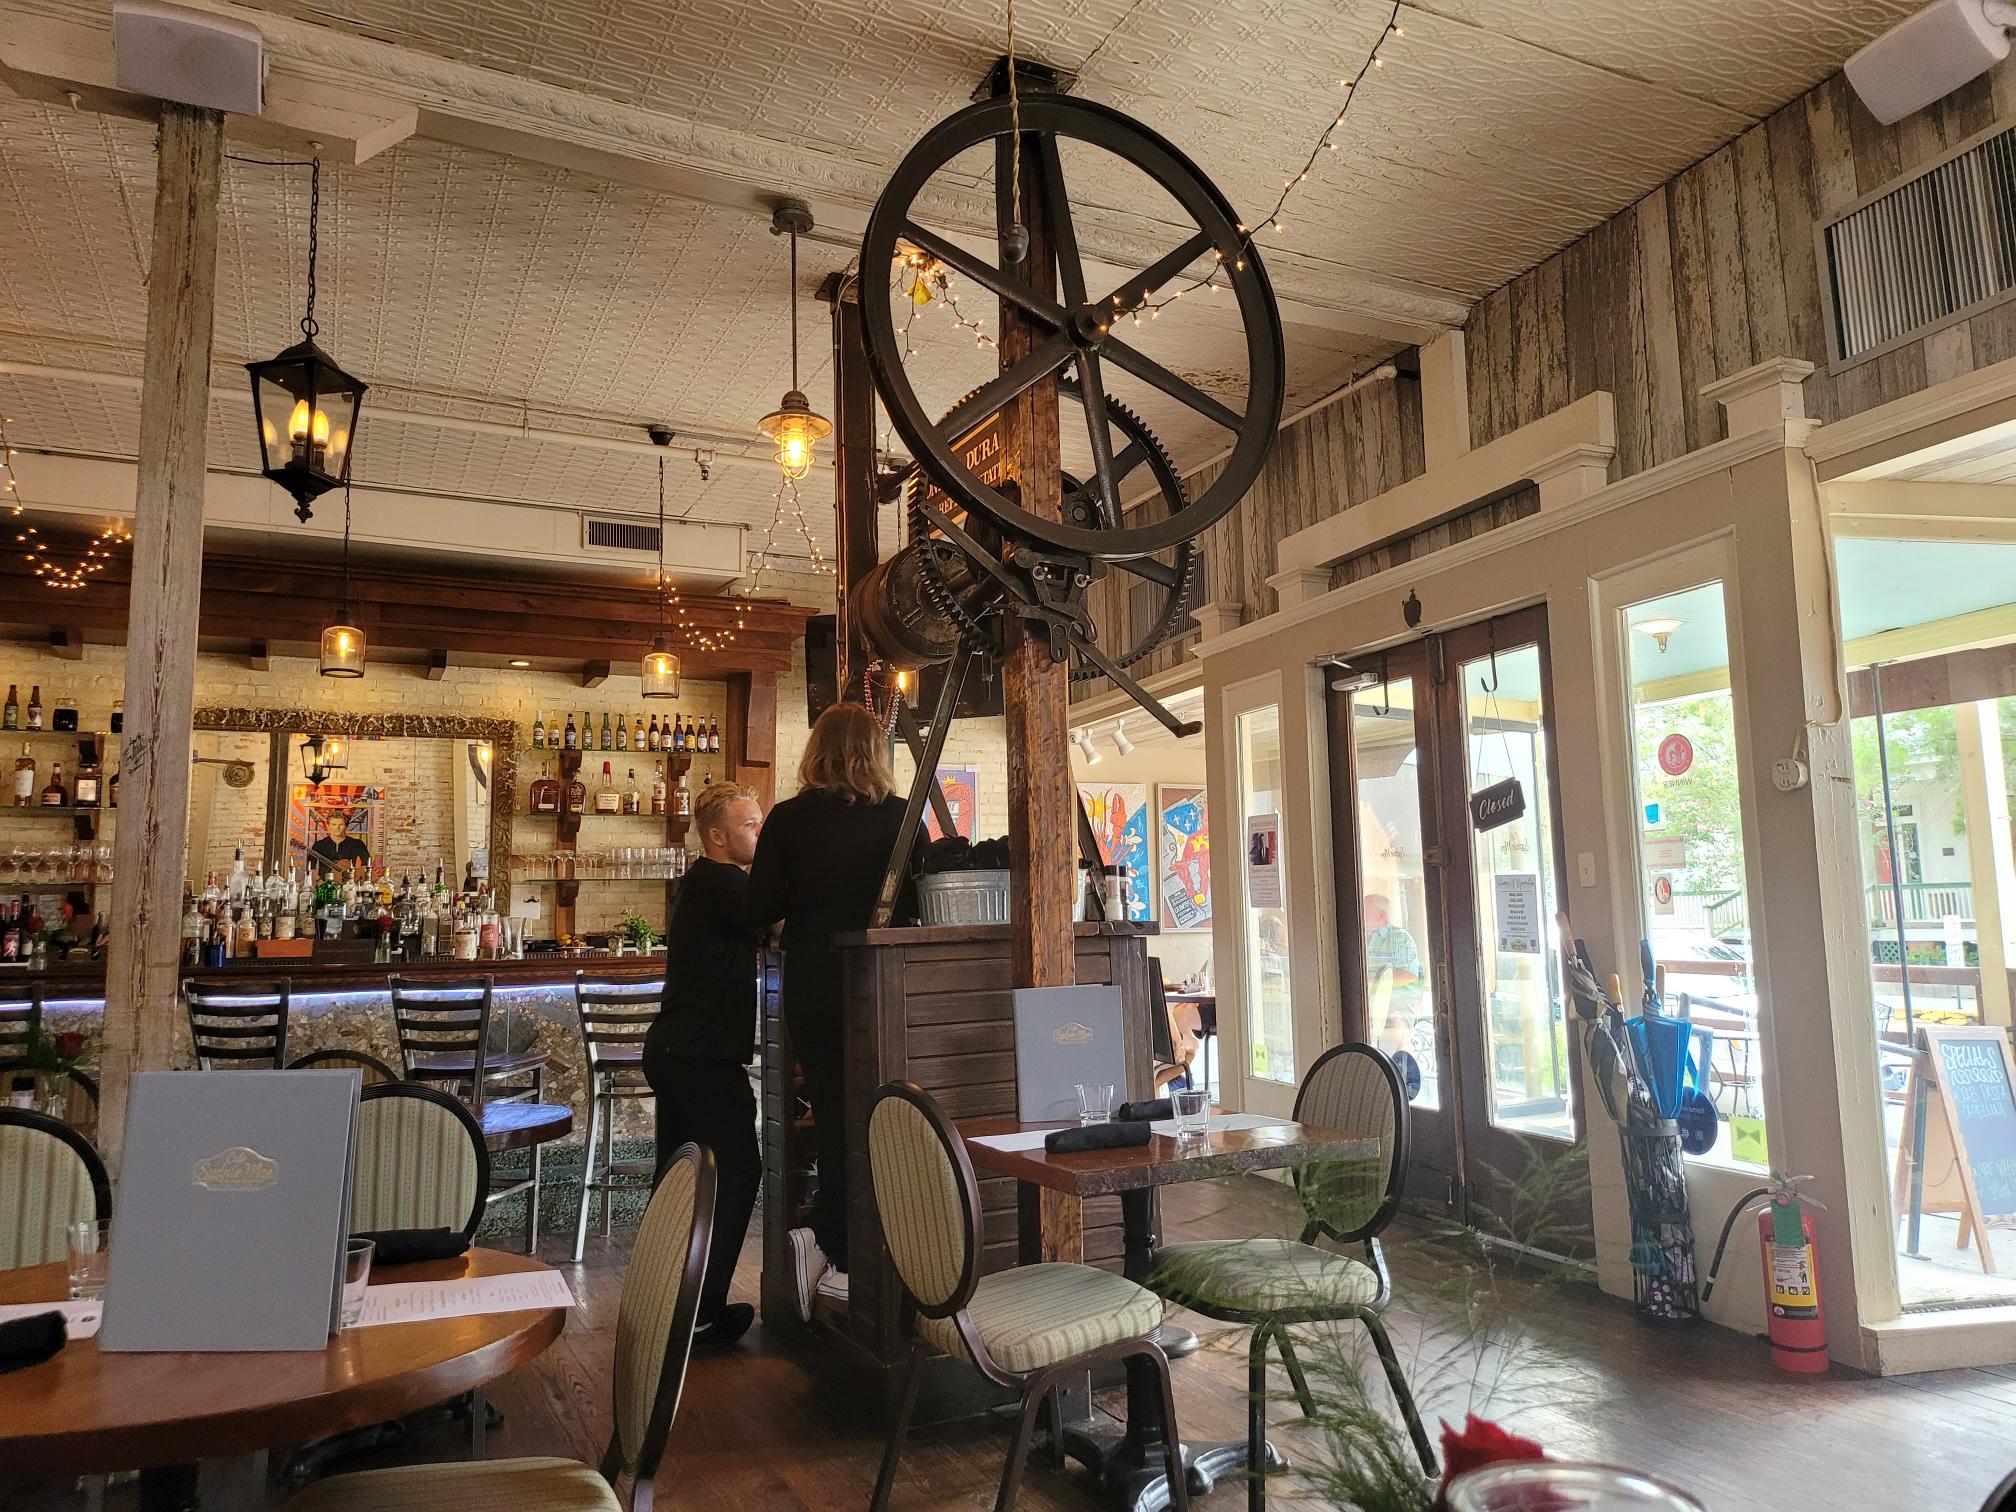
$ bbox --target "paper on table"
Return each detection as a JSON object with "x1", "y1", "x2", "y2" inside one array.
[
  {"x1": 0, "y1": 1299, "x2": 102, "y2": 1338},
  {"x1": 967, "y1": 1128, "x2": 1064, "y2": 1153},
  {"x1": 354, "y1": 1268, "x2": 576, "y2": 1328},
  {"x1": 1148, "y1": 1112, "x2": 1296, "y2": 1137}
]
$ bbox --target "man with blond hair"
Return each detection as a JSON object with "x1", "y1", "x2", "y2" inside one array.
[{"x1": 643, "y1": 778, "x2": 764, "y2": 1349}]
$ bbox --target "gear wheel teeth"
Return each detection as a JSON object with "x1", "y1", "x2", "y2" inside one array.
[{"x1": 905, "y1": 379, "x2": 1195, "y2": 675}]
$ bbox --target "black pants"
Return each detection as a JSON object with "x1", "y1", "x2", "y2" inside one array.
[
  {"x1": 783, "y1": 949, "x2": 848, "y2": 1271},
  {"x1": 644, "y1": 1052, "x2": 760, "y2": 1324}
]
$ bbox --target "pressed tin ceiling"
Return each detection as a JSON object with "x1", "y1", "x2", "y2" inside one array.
[{"x1": 0, "y1": 0, "x2": 1927, "y2": 571}]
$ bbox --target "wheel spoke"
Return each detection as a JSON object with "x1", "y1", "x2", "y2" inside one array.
[
  {"x1": 900, "y1": 220, "x2": 1067, "y2": 330},
  {"x1": 940, "y1": 330, "x2": 1075, "y2": 439},
  {"x1": 1110, "y1": 441, "x2": 1147, "y2": 483},
  {"x1": 1115, "y1": 555, "x2": 1182, "y2": 589},
  {"x1": 1038, "y1": 136, "x2": 1090, "y2": 309},
  {"x1": 1100, "y1": 336, "x2": 1244, "y2": 432},
  {"x1": 1099, "y1": 230, "x2": 1215, "y2": 313},
  {"x1": 1073, "y1": 353, "x2": 1123, "y2": 529}
]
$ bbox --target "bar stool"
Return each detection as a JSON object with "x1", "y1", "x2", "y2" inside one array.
[
  {"x1": 0, "y1": 983, "x2": 42, "y2": 1073},
  {"x1": 184, "y1": 979, "x2": 291, "y2": 1068},
  {"x1": 570, "y1": 972, "x2": 663, "y2": 1262},
  {"x1": 389, "y1": 974, "x2": 546, "y2": 1108}
]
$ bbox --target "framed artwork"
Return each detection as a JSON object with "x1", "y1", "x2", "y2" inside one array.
[
  {"x1": 925, "y1": 764, "x2": 980, "y2": 841},
  {"x1": 289, "y1": 783, "x2": 383, "y2": 875},
  {"x1": 1157, "y1": 783, "x2": 1211, "y2": 931},
  {"x1": 1078, "y1": 781, "x2": 1151, "y2": 922}
]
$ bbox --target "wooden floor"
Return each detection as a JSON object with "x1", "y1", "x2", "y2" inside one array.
[{"x1": 25, "y1": 1175, "x2": 2016, "y2": 1511}]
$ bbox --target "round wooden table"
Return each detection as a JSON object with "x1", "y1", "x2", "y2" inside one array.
[{"x1": 0, "y1": 1247, "x2": 566, "y2": 1504}]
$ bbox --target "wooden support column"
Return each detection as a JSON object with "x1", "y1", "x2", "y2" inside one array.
[
  {"x1": 725, "y1": 669, "x2": 779, "y2": 810},
  {"x1": 100, "y1": 103, "x2": 224, "y2": 1167},
  {"x1": 822, "y1": 271, "x2": 879, "y2": 696},
  {"x1": 1957, "y1": 700, "x2": 2015, "y2": 1027},
  {"x1": 997, "y1": 94, "x2": 1074, "y2": 993}
]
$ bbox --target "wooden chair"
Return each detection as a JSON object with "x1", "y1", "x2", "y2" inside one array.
[
  {"x1": 288, "y1": 1048, "x2": 401, "y2": 1085},
  {"x1": 1149, "y1": 1042, "x2": 1435, "y2": 1501},
  {"x1": 1148, "y1": 965, "x2": 1200, "y2": 1097},
  {"x1": 352, "y1": 1082, "x2": 491, "y2": 1239},
  {"x1": 289, "y1": 1142, "x2": 717, "y2": 1512},
  {"x1": 0, "y1": 984, "x2": 42, "y2": 1072},
  {"x1": 866, "y1": 1081, "x2": 1189, "y2": 1512},
  {"x1": 571, "y1": 973, "x2": 663, "y2": 1262},
  {"x1": 0, "y1": 1106, "x2": 111, "y2": 1269},
  {"x1": 184, "y1": 978, "x2": 292, "y2": 1068}
]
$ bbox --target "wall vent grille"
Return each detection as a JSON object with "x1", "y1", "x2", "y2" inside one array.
[
  {"x1": 1824, "y1": 125, "x2": 2016, "y2": 363},
  {"x1": 584, "y1": 517, "x2": 662, "y2": 553}
]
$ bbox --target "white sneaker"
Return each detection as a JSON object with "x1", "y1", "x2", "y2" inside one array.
[
  {"x1": 789, "y1": 1227, "x2": 830, "y2": 1322},
  {"x1": 815, "y1": 1268, "x2": 850, "y2": 1305}
]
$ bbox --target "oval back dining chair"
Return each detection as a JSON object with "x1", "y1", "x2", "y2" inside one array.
[
  {"x1": 287, "y1": 1048, "x2": 400, "y2": 1085},
  {"x1": 288, "y1": 1142, "x2": 717, "y2": 1512},
  {"x1": 184, "y1": 978, "x2": 292, "y2": 1068},
  {"x1": 1149, "y1": 1041, "x2": 1432, "y2": 1506},
  {"x1": 571, "y1": 973, "x2": 663, "y2": 1261},
  {"x1": 352, "y1": 1083, "x2": 490, "y2": 1239},
  {"x1": 0, "y1": 983, "x2": 42, "y2": 1074},
  {"x1": 0, "y1": 1106, "x2": 110, "y2": 1269},
  {"x1": 865, "y1": 1081, "x2": 1188, "y2": 1512}
]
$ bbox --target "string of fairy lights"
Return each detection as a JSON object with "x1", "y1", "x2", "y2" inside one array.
[
  {"x1": 744, "y1": 471, "x2": 833, "y2": 594},
  {"x1": 0, "y1": 414, "x2": 134, "y2": 591}
]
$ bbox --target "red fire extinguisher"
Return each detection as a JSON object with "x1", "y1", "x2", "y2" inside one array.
[{"x1": 1703, "y1": 1175, "x2": 1829, "y2": 1374}]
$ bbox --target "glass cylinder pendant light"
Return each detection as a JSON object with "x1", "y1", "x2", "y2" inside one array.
[
  {"x1": 754, "y1": 200, "x2": 832, "y2": 481},
  {"x1": 320, "y1": 478, "x2": 365, "y2": 678},
  {"x1": 641, "y1": 455, "x2": 681, "y2": 698},
  {"x1": 246, "y1": 158, "x2": 367, "y2": 523}
]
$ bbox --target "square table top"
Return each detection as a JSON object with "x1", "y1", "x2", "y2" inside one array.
[{"x1": 956, "y1": 1115, "x2": 1379, "y2": 1198}]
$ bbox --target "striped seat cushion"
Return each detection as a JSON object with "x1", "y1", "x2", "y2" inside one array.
[
  {"x1": 1153, "y1": 1238, "x2": 1379, "y2": 1313},
  {"x1": 919, "y1": 1262, "x2": 1162, "y2": 1374},
  {"x1": 0, "y1": 1124, "x2": 98, "y2": 1270},
  {"x1": 286, "y1": 1457, "x2": 618, "y2": 1512}
]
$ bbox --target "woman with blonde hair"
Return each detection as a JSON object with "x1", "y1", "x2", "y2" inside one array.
[{"x1": 747, "y1": 699, "x2": 910, "y2": 1317}]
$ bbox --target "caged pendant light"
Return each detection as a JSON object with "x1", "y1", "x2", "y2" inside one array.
[
  {"x1": 319, "y1": 477, "x2": 365, "y2": 677},
  {"x1": 641, "y1": 455, "x2": 681, "y2": 698},
  {"x1": 754, "y1": 200, "x2": 832, "y2": 482},
  {"x1": 246, "y1": 158, "x2": 367, "y2": 523}
]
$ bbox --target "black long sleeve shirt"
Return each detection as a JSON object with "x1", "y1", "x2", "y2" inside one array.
[
  {"x1": 746, "y1": 789, "x2": 910, "y2": 952},
  {"x1": 650, "y1": 857, "x2": 758, "y2": 1063}
]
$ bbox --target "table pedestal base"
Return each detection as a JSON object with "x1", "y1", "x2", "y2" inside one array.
[
  {"x1": 1059, "y1": 1416, "x2": 1285, "y2": 1512},
  {"x1": 1149, "y1": 1322, "x2": 1200, "y2": 1359}
]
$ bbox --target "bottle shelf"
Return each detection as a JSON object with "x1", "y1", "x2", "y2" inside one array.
[
  {"x1": 0, "y1": 806, "x2": 112, "y2": 818},
  {"x1": 1, "y1": 729, "x2": 119, "y2": 742}
]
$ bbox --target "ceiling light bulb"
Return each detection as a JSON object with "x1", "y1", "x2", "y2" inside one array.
[{"x1": 1634, "y1": 615, "x2": 1683, "y2": 653}]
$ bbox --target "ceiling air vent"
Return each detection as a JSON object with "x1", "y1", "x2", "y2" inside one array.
[
  {"x1": 583, "y1": 517, "x2": 662, "y2": 554},
  {"x1": 1823, "y1": 122, "x2": 2016, "y2": 364}
]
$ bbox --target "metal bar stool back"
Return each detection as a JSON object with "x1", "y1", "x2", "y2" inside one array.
[
  {"x1": 184, "y1": 979, "x2": 292, "y2": 1069},
  {"x1": 389, "y1": 975, "x2": 494, "y2": 1108},
  {"x1": 571, "y1": 971, "x2": 664, "y2": 1261},
  {"x1": 0, "y1": 984, "x2": 42, "y2": 1074}
]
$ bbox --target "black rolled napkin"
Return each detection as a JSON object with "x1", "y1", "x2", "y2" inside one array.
[
  {"x1": 1116, "y1": 1098, "x2": 1173, "y2": 1123},
  {"x1": 355, "y1": 1227, "x2": 470, "y2": 1265},
  {"x1": 1044, "y1": 1121, "x2": 1152, "y2": 1155},
  {"x1": 0, "y1": 1311, "x2": 66, "y2": 1374}
]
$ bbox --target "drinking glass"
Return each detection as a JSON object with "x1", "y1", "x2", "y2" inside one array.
[
  {"x1": 1444, "y1": 1463, "x2": 1706, "y2": 1511},
  {"x1": 1075, "y1": 1083, "x2": 1115, "y2": 1125},
  {"x1": 340, "y1": 1237, "x2": 376, "y2": 1329},
  {"x1": 1173, "y1": 1086, "x2": 1210, "y2": 1138},
  {"x1": 67, "y1": 1219, "x2": 109, "y2": 1300}
]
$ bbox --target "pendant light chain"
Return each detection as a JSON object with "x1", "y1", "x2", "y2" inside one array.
[
  {"x1": 339, "y1": 471, "x2": 353, "y2": 618},
  {"x1": 657, "y1": 454, "x2": 668, "y2": 636},
  {"x1": 302, "y1": 158, "x2": 320, "y2": 340},
  {"x1": 789, "y1": 226, "x2": 800, "y2": 393},
  {"x1": 1006, "y1": 0, "x2": 1020, "y2": 224}
]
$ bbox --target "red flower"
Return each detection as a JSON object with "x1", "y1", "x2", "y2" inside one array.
[
  {"x1": 1434, "y1": 1415, "x2": 1546, "y2": 1510},
  {"x1": 52, "y1": 1032, "x2": 87, "y2": 1062}
]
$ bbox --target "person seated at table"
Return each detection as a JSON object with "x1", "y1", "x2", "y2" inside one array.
[
  {"x1": 748, "y1": 700, "x2": 909, "y2": 1320},
  {"x1": 643, "y1": 779, "x2": 765, "y2": 1350}
]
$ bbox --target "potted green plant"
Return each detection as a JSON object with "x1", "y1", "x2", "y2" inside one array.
[{"x1": 617, "y1": 909, "x2": 660, "y2": 955}]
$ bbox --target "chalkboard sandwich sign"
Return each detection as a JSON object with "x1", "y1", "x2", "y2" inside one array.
[{"x1": 1894, "y1": 1025, "x2": 2016, "y2": 1272}]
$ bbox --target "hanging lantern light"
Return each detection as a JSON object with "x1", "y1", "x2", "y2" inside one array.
[
  {"x1": 300, "y1": 733, "x2": 350, "y2": 784},
  {"x1": 246, "y1": 158, "x2": 366, "y2": 523},
  {"x1": 641, "y1": 453, "x2": 681, "y2": 698},
  {"x1": 754, "y1": 200, "x2": 831, "y2": 482},
  {"x1": 320, "y1": 476, "x2": 365, "y2": 678}
]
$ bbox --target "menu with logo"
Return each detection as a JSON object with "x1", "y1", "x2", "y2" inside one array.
[
  {"x1": 101, "y1": 1070, "x2": 360, "y2": 1352},
  {"x1": 1013, "y1": 985, "x2": 1129, "y2": 1124}
]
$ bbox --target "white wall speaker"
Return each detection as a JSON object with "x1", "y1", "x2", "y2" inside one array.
[
  {"x1": 1845, "y1": 0, "x2": 2015, "y2": 125},
  {"x1": 112, "y1": 1, "x2": 265, "y2": 116}
]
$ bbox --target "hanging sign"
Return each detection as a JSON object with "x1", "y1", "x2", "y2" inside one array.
[
  {"x1": 1657, "y1": 733, "x2": 1694, "y2": 777},
  {"x1": 1642, "y1": 835, "x2": 1688, "y2": 871},
  {"x1": 916, "y1": 410, "x2": 1009, "y2": 520},
  {"x1": 1245, "y1": 813, "x2": 1283, "y2": 909},
  {"x1": 1652, "y1": 874, "x2": 1676, "y2": 915},
  {"x1": 1469, "y1": 777, "x2": 1525, "y2": 833},
  {"x1": 1494, "y1": 872, "x2": 1542, "y2": 953}
]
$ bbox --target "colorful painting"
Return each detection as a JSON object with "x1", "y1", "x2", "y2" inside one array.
[
  {"x1": 1157, "y1": 784, "x2": 1211, "y2": 931},
  {"x1": 925, "y1": 764, "x2": 980, "y2": 841},
  {"x1": 1078, "y1": 781, "x2": 1151, "y2": 922},
  {"x1": 288, "y1": 782, "x2": 383, "y2": 875}
]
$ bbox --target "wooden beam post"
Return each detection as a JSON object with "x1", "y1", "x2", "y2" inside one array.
[
  {"x1": 996, "y1": 89, "x2": 1074, "y2": 992},
  {"x1": 822, "y1": 271, "x2": 879, "y2": 696},
  {"x1": 99, "y1": 103, "x2": 224, "y2": 1167}
]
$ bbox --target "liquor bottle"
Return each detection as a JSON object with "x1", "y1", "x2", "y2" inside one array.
[
  {"x1": 672, "y1": 769, "x2": 691, "y2": 819},
  {"x1": 25, "y1": 686, "x2": 42, "y2": 731},
  {"x1": 670, "y1": 714, "x2": 684, "y2": 752},
  {"x1": 181, "y1": 891, "x2": 202, "y2": 967},
  {"x1": 228, "y1": 847, "x2": 248, "y2": 903},
  {"x1": 73, "y1": 740, "x2": 101, "y2": 808},
  {"x1": 1, "y1": 686, "x2": 15, "y2": 731},
  {"x1": 622, "y1": 767, "x2": 641, "y2": 816},
  {"x1": 563, "y1": 711, "x2": 579, "y2": 750},
  {"x1": 563, "y1": 762, "x2": 588, "y2": 817},
  {"x1": 595, "y1": 760, "x2": 620, "y2": 814},
  {"x1": 532, "y1": 710, "x2": 546, "y2": 749},
  {"x1": 650, "y1": 763, "x2": 667, "y2": 816},
  {"x1": 40, "y1": 760, "x2": 66, "y2": 808},
  {"x1": 529, "y1": 761, "x2": 561, "y2": 815},
  {"x1": 11, "y1": 744, "x2": 32, "y2": 807},
  {"x1": 600, "y1": 711, "x2": 614, "y2": 751},
  {"x1": 616, "y1": 713, "x2": 629, "y2": 751}
]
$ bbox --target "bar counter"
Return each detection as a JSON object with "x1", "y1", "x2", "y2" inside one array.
[{"x1": 12, "y1": 950, "x2": 667, "y2": 1000}]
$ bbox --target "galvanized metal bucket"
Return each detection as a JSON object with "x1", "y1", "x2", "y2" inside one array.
[{"x1": 916, "y1": 868, "x2": 1012, "y2": 925}]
